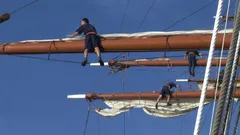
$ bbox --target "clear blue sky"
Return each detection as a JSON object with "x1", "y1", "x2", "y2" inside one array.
[{"x1": 0, "y1": 0, "x2": 238, "y2": 135}]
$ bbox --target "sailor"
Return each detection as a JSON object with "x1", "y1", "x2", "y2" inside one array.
[
  {"x1": 68, "y1": 18, "x2": 104, "y2": 66},
  {"x1": 155, "y1": 82, "x2": 181, "y2": 108},
  {"x1": 215, "y1": 69, "x2": 224, "y2": 88},
  {"x1": 184, "y1": 50, "x2": 203, "y2": 77}
]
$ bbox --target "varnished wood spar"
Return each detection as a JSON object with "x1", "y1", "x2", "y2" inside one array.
[
  {"x1": 108, "y1": 59, "x2": 228, "y2": 67},
  {"x1": 188, "y1": 78, "x2": 240, "y2": 82},
  {"x1": 0, "y1": 34, "x2": 232, "y2": 54},
  {"x1": 85, "y1": 90, "x2": 240, "y2": 100}
]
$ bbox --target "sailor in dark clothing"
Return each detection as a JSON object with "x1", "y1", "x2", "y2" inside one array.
[
  {"x1": 215, "y1": 70, "x2": 224, "y2": 88},
  {"x1": 155, "y1": 82, "x2": 181, "y2": 108},
  {"x1": 69, "y1": 18, "x2": 104, "y2": 66},
  {"x1": 184, "y1": 50, "x2": 203, "y2": 77}
]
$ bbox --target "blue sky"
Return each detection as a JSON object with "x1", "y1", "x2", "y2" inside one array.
[{"x1": 0, "y1": 0, "x2": 238, "y2": 135}]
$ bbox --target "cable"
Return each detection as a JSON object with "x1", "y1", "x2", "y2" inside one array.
[
  {"x1": 233, "y1": 100, "x2": 240, "y2": 135},
  {"x1": 208, "y1": 0, "x2": 232, "y2": 134},
  {"x1": 97, "y1": 115, "x2": 100, "y2": 135},
  {"x1": 83, "y1": 105, "x2": 91, "y2": 135},
  {"x1": 163, "y1": 0, "x2": 217, "y2": 31},
  {"x1": 212, "y1": 1, "x2": 240, "y2": 134},
  {"x1": 122, "y1": 58, "x2": 127, "y2": 135},
  {"x1": 193, "y1": 0, "x2": 224, "y2": 134},
  {"x1": 136, "y1": 0, "x2": 158, "y2": 32},
  {"x1": 119, "y1": 0, "x2": 130, "y2": 32},
  {"x1": 8, "y1": 54, "x2": 81, "y2": 64},
  {"x1": 10, "y1": 0, "x2": 39, "y2": 15}
]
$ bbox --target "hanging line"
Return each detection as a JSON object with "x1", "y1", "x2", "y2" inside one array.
[
  {"x1": 8, "y1": 54, "x2": 81, "y2": 65},
  {"x1": 121, "y1": 54, "x2": 128, "y2": 135},
  {"x1": 136, "y1": 0, "x2": 157, "y2": 32},
  {"x1": 233, "y1": 100, "x2": 240, "y2": 135},
  {"x1": 193, "y1": 0, "x2": 224, "y2": 134},
  {"x1": 119, "y1": 0, "x2": 130, "y2": 32},
  {"x1": 83, "y1": 102, "x2": 91, "y2": 135},
  {"x1": 208, "y1": 0, "x2": 232, "y2": 134},
  {"x1": 10, "y1": 0, "x2": 39, "y2": 15},
  {"x1": 163, "y1": 0, "x2": 217, "y2": 31}
]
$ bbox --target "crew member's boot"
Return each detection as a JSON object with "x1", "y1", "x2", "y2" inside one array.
[
  {"x1": 98, "y1": 57, "x2": 104, "y2": 66},
  {"x1": 81, "y1": 58, "x2": 88, "y2": 66}
]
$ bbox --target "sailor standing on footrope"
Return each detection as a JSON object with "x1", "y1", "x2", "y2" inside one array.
[
  {"x1": 184, "y1": 50, "x2": 203, "y2": 77},
  {"x1": 68, "y1": 18, "x2": 104, "y2": 66},
  {"x1": 155, "y1": 82, "x2": 181, "y2": 108}
]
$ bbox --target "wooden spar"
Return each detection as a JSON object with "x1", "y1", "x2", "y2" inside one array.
[
  {"x1": 67, "y1": 90, "x2": 240, "y2": 100},
  {"x1": 176, "y1": 78, "x2": 240, "y2": 82},
  {"x1": 0, "y1": 33, "x2": 232, "y2": 54},
  {"x1": 107, "y1": 59, "x2": 228, "y2": 67}
]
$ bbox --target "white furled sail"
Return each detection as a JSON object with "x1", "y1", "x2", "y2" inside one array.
[{"x1": 95, "y1": 99, "x2": 211, "y2": 118}]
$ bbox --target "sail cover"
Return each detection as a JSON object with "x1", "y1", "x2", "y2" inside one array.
[
  {"x1": 95, "y1": 99, "x2": 211, "y2": 118},
  {"x1": 19, "y1": 29, "x2": 232, "y2": 43}
]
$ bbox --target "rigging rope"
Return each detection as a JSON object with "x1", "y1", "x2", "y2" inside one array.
[
  {"x1": 10, "y1": 0, "x2": 39, "y2": 15},
  {"x1": 8, "y1": 54, "x2": 81, "y2": 64},
  {"x1": 223, "y1": 68, "x2": 240, "y2": 135},
  {"x1": 83, "y1": 104, "x2": 91, "y2": 135},
  {"x1": 212, "y1": 1, "x2": 240, "y2": 134},
  {"x1": 119, "y1": 0, "x2": 130, "y2": 32},
  {"x1": 233, "y1": 100, "x2": 240, "y2": 135},
  {"x1": 208, "y1": 0, "x2": 232, "y2": 134},
  {"x1": 136, "y1": 0, "x2": 157, "y2": 32},
  {"x1": 121, "y1": 56, "x2": 128, "y2": 135},
  {"x1": 163, "y1": 0, "x2": 217, "y2": 31},
  {"x1": 219, "y1": 32, "x2": 240, "y2": 135},
  {"x1": 193, "y1": 0, "x2": 224, "y2": 134},
  {"x1": 97, "y1": 115, "x2": 100, "y2": 135}
]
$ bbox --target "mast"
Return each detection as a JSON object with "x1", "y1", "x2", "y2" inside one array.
[
  {"x1": 0, "y1": 33, "x2": 232, "y2": 54},
  {"x1": 67, "y1": 90, "x2": 240, "y2": 100}
]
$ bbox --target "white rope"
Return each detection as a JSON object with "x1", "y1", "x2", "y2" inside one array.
[
  {"x1": 193, "y1": 0, "x2": 224, "y2": 134},
  {"x1": 209, "y1": 0, "x2": 232, "y2": 134}
]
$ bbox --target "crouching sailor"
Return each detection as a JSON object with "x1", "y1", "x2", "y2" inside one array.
[
  {"x1": 69, "y1": 18, "x2": 104, "y2": 66},
  {"x1": 155, "y1": 82, "x2": 181, "y2": 108}
]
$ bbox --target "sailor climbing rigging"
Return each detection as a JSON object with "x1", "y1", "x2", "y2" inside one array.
[
  {"x1": 68, "y1": 18, "x2": 104, "y2": 66},
  {"x1": 184, "y1": 50, "x2": 203, "y2": 77},
  {"x1": 155, "y1": 82, "x2": 181, "y2": 108},
  {"x1": 215, "y1": 69, "x2": 224, "y2": 88}
]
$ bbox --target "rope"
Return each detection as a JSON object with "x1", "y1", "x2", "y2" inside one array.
[
  {"x1": 122, "y1": 57, "x2": 128, "y2": 135},
  {"x1": 199, "y1": 104, "x2": 213, "y2": 133},
  {"x1": 220, "y1": 34, "x2": 240, "y2": 134},
  {"x1": 212, "y1": 1, "x2": 240, "y2": 134},
  {"x1": 119, "y1": 0, "x2": 130, "y2": 32},
  {"x1": 163, "y1": 0, "x2": 217, "y2": 31},
  {"x1": 97, "y1": 115, "x2": 100, "y2": 135},
  {"x1": 83, "y1": 103, "x2": 91, "y2": 135},
  {"x1": 193, "y1": 0, "x2": 224, "y2": 134},
  {"x1": 8, "y1": 54, "x2": 81, "y2": 64},
  {"x1": 10, "y1": 0, "x2": 39, "y2": 15},
  {"x1": 136, "y1": 0, "x2": 158, "y2": 32},
  {"x1": 209, "y1": 0, "x2": 232, "y2": 134},
  {"x1": 233, "y1": 100, "x2": 240, "y2": 135},
  {"x1": 223, "y1": 69, "x2": 240, "y2": 135}
]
